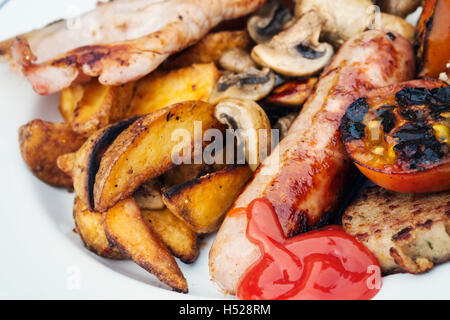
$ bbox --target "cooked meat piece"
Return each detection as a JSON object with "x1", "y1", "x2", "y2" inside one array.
[
  {"x1": 0, "y1": 0, "x2": 265, "y2": 95},
  {"x1": 209, "y1": 30, "x2": 415, "y2": 295},
  {"x1": 343, "y1": 186, "x2": 450, "y2": 275}
]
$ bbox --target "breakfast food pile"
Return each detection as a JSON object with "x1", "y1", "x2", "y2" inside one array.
[{"x1": 1, "y1": 0, "x2": 449, "y2": 299}]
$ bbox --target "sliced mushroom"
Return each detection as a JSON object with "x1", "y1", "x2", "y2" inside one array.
[
  {"x1": 273, "y1": 112, "x2": 298, "y2": 140},
  {"x1": 209, "y1": 67, "x2": 275, "y2": 104},
  {"x1": 215, "y1": 98, "x2": 271, "y2": 171},
  {"x1": 295, "y1": 0, "x2": 415, "y2": 45},
  {"x1": 247, "y1": 0, "x2": 293, "y2": 44},
  {"x1": 295, "y1": 0, "x2": 374, "y2": 45},
  {"x1": 218, "y1": 48, "x2": 257, "y2": 73},
  {"x1": 251, "y1": 11, "x2": 334, "y2": 77}
]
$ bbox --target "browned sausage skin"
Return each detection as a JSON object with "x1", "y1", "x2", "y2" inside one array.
[{"x1": 209, "y1": 30, "x2": 415, "y2": 295}]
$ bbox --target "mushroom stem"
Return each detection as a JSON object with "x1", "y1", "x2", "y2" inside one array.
[{"x1": 215, "y1": 98, "x2": 272, "y2": 171}]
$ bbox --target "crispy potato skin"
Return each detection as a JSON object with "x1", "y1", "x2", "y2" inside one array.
[
  {"x1": 18, "y1": 120, "x2": 86, "y2": 188},
  {"x1": 71, "y1": 117, "x2": 139, "y2": 209},
  {"x1": 163, "y1": 165, "x2": 253, "y2": 234},
  {"x1": 94, "y1": 101, "x2": 224, "y2": 212},
  {"x1": 71, "y1": 81, "x2": 136, "y2": 136},
  {"x1": 141, "y1": 208, "x2": 199, "y2": 264},
  {"x1": 127, "y1": 63, "x2": 219, "y2": 116},
  {"x1": 163, "y1": 30, "x2": 250, "y2": 69},
  {"x1": 343, "y1": 186, "x2": 450, "y2": 275},
  {"x1": 73, "y1": 197, "x2": 125, "y2": 259},
  {"x1": 103, "y1": 198, "x2": 188, "y2": 293}
]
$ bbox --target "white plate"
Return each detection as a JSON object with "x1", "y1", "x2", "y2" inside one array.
[{"x1": 0, "y1": 0, "x2": 448, "y2": 300}]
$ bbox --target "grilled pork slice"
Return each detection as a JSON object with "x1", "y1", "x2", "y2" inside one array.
[
  {"x1": 0, "y1": 0, "x2": 265, "y2": 95},
  {"x1": 343, "y1": 186, "x2": 450, "y2": 275},
  {"x1": 209, "y1": 30, "x2": 415, "y2": 295}
]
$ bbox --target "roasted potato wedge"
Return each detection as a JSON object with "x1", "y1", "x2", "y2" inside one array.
[
  {"x1": 163, "y1": 158, "x2": 227, "y2": 188},
  {"x1": 103, "y1": 198, "x2": 188, "y2": 293},
  {"x1": 68, "y1": 117, "x2": 139, "y2": 209},
  {"x1": 164, "y1": 30, "x2": 250, "y2": 69},
  {"x1": 94, "y1": 101, "x2": 225, "y2": 212},
  {"x1": 163, "y1": 163, "x2": 216, "y2": 188},
  {"x1": 134, "y1": 179, "x2": 165, "y2": 210},
  {"x1": 127, "y1": 63, "x2": 219, "y2": 116},
  {"x1": 163, "y1": 165, "x2": 253, "y2": 234},
  {"x1": 141, "y1": 208, "x2": 199, "y2": 264},
  {"x1": 59, "y1": 83, "x2": 85, "y2": 123},
  {"x1": 19, "y1": 120, "x2": 86, "y2": 188},
  {"x1": 71, "y1": 80, "x2": 135, "y2": 136},
  {"x1": 57, "y1": 152, "x2": 76, "y2": 178},
  {"x1": 73, "y1": 197, "x2": 125, "y2": 259}
]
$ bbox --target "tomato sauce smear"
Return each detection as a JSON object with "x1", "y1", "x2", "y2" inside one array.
[{"x1": 236, "y1": 198, "x2": 382, "y2": 300}]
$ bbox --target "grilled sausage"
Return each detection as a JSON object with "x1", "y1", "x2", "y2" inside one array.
[{"x1": 209, "y1": 30, "x2": 416, "y2": 295}]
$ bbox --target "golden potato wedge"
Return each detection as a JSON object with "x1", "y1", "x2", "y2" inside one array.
[
  {"x1": 94, "y1": 101, "x2": 225, "y2": 212},
  {"x1": 103, "y1": 198, "x2": 188, "y2": 293},
  {"x1": 57, "y1": 152, "x2": 76, "y2": 177},
  {"x1": 69, "y1": 117, "x2": 140, "y2": 209},
  {"x1": 141, "y1": 208, "x2": 199, "y2": 264},
  {"x1": 163, "y1": 155, "x2": 228, "y2": 187},
  {"x1": 127, "y1": 63, "x2": 219, "y2": 116},
  {"x1": 162, "y1": 165, "x2": 253, "y2": 234},
  {"x1": 71, "y1": 80, "x2": 135, "y2": 136},
  {"x1": 73, "y1": 197, "x2": 125, "y2": 259},
  {"x1": 163, "y1": 163, "x2": 215, "y2": 188},
  {"x1": 164, "y1": 30, "x2": 250, "y2": 69},
  {"x1": 19, "y1": 120, "x2": 86, "y2": 188},
  {"x1": 59, "y1": 83, "x2": 85, "y2": 123},
  {"x1": 134, "y1": 179, "x2": 165, "y2": 210}
]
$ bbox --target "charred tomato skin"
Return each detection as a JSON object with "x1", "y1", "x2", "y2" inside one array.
[{"x1": 341, "y1": 80, "x2": 450, "y2": 193}]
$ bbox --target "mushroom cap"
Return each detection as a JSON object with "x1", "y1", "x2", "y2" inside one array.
[
  {"x1": 247, "y1": 0, "x2": 293, "y2": 44},
  {"x1": 219, "y1": 48, "x2": 257, "y2": 73},
  {"x1": 251, "y1": 11, "x2": 334, "y2": 77},
  {"x1": 252, "y1": 43, "x2": 333, "y2": 77},
  {"x1": 215, "y1": 98, "x2": 272, "y2": 171},
  {"x1": 295, "y1": 0, "x2": 374, "y2": 44},
  {"x1": 209, "y1": 67, "x2": 275, "y2": 104}
]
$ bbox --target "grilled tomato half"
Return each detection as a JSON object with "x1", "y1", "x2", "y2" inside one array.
[{"x1": 341, "y1": 80, "x2": 449, "y2": 193}]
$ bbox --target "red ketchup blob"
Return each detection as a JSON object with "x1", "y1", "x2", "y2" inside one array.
[{"x1": 236, "y1": 198, "x2": 382, "y2": 300}]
